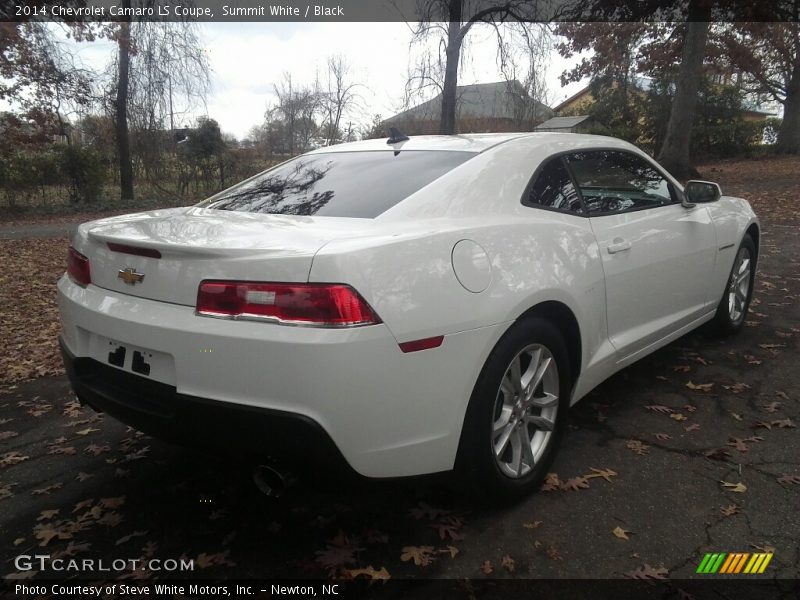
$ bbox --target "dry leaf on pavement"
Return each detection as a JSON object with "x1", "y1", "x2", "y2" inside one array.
[
  {"x1": 400, "y1": 546, "x2": 436, "y2": 566},
  {"x1": 612, "y1": 526, "x2": 631, "y2": 540},
  {"x1": 720, "y1": 481, "x2": 747, "y2": 493}
]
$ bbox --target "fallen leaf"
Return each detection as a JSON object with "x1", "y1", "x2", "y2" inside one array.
[
  {"x1": 654, "y1": 432, "x2": 672, "y2": 441},
  {"x1": 625, "y1": 564, "x2": 669, "y2": 580},
  {"x1": 0, "y1": 452, "x2": 30, "y2": 468},
  {"x1": 685, "y1": 424, "x2": 701, "y2": 432},
  {"x1": 430, "y1": 516, "x2": 464, "y2": 541},
  {"x1": 116, "y1": 530, "x2": 148, "y2": 545},
  {"x1": 38, "y1": 509, "x2": 59, "y2": 520},
  {"x1": 99, "y1": 496, "x2": 126, "y2": 509},
  {"x1": 560, "y1": 476, "x2": 590, "y2": 491},
  {"x1": 343, "y1": 566, "x2": 390, "y2": 581},
  {"x1": 195, "y1": 551, "x2": 235, "y2": 569},
  {"x1": 730, "y1": 412, "x2": 743, "y2": 421},
  {"x1": 672, "y1": 365, "x2": 691, "y2": 373},
  {"x1": 479, "y1": 560, "x2": 494, "y2": 574},
  {"x1": 777, "y1": 474, "x2": 800, "y2": 485},
  {"x1": 76, "y1": 472, "x2": 93, "y2": 482},
  {"x1": 704, "y1": 448, "x2": 731, "y2": 461},
  {"x1": 670, "y1": 413, "x2": 688, "y2": 422},
  {"x1": 540, "y1": 472, "x2": 561, "y2": 491},
  {"x1": 720, "y1": 505, "x2": 740, "y2": 517},
  {"x1": 400, "y1": 546, "x2": 436, "y2": 566},
  {"x1": 723, "y1": 382, "x2": 751, "y2": 394},
  {"x1": 584, "y1": 467, "x2": 617, "y2": 482},
  {"x1": 772, "y1": 418, "x2": 796, "y2": 429},
  {"x1": 32, "y1": 483, "x2": 63, "y2": 496},
  {"x1": 686, "y1": 381, "x2": 714, "y2": 392},
  {"x1": 75, "y1": 427, "x2": 99, "y2": 436},
  {"x1": 612, "y1": 526, "x2": 631, "y2": 540},
  {"x1": 761, "y1": 402, "x2": 781, "y2": 413},
  {"x1": 546, "y1": 546, "x2": 562, "y2": 561},
  {"x1": 750, "y1": 543, "x2": 776, "y2": 554},
  {"x1": 84, "y1": 444, "x2": 110, "y2": 456},
  {"x1": 728, "y1": 438, "x2": 751, "y2": 453},
  {"x1": 501, "y1": 554, "x2": 515, "y2": 572},
  {"x1": 13, "y1": 538, "x2": 25, "y2": 546},
  {"x1": 626, "y1": 439, "x2": 650, "y2": 455},
  {"x1": 523, "y1": 521, "x2": 543, "y2": 529},
  {"x1": 720, "y1": 481, "x2": 747, "y2": 493},
  {"x1": 440, "y1": 545, "x2": 459, "y2": 558},
  {"x1": 0, "y1": 431, "x2": 18, "y2": 441}
]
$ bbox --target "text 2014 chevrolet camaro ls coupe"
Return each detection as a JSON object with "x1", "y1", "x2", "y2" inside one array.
[{"x1": 58, "y1": 133, "x2": 759, "y2": 498}]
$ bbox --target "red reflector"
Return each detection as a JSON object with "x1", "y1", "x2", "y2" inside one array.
[
  {"x1": 107, "y1": 242, "x2": 161, "y2": 259},
  {"x1": 67, "y1": 247, "x2": 91, "y2": 286},
  {"x1": 398, "y1": 336, "x2": 444, "y2": 353},
  {"x1": 196, "y1": 281, "x2": 381, "y2": 327}
]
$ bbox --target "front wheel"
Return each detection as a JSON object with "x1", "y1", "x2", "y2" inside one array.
[
  {"x1": 712, "y1": 235, "x2": 756, "y2": 335},
  {"x1": 456, "y1": 317, "x2": 571, "y2": 502}
]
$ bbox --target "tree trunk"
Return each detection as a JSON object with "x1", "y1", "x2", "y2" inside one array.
[
  {"x1": 115, "y1": 18, "x2": 134, "y2": 201},
  {"x1": 776, "y1": 57, "x2": 800, "y2": 154},
  {"x1": 439, "y1": 1, "x2": 463, "y2": 135},
  {"x1": 656, "y1": 2, "x2": 710, "y2": 179}
]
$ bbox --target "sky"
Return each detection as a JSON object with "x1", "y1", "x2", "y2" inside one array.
[{"x1": 57, "y1": 22, "x2": 585, "y2": 140}]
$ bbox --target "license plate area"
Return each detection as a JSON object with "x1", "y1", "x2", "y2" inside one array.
[{"x1": 88, "y1": 334, "x2": 176, "y2": 386}]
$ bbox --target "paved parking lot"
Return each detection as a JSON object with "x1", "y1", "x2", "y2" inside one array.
[{"x1": 0, "y1": 159, "x2": 798, "y2": 593}]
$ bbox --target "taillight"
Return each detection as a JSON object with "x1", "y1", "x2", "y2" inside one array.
[
  {"x1": 67, "y1": 247, "x2": 91, "y2": 286},
  {"x1": 196, "y1": 281, "x2": 381, "y2": 327}
]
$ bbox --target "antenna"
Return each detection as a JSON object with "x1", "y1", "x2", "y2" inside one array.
[{"x1": 387, "y1": 127, "x2": 410, "y2": 144}]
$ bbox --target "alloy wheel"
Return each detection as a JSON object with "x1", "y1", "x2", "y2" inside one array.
[{"x1": 491, "y1": 344, "x2": 559, "y2": 478}]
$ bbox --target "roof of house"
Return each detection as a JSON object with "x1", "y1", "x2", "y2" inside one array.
[
  {"x1": 384, "y1": 80, "x2": 553, "y2": 125},
  {"x1": 535, "y1": 115, "x2": 594, "y2": 130},
  {"x1": 554, "y1": 75, "x2": 776, "y2": 116}
]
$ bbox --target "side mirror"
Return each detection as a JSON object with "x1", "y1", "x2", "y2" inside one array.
[{"x1": 684, "y1": 180, "x2": 722, "y2": 204}]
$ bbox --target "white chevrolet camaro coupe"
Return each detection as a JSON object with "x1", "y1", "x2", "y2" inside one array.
[{"x1": 58, "y1": 133, "x2": 759, "y2": 499}]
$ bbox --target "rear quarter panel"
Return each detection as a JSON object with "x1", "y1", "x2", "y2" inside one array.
[{"x1": 309, "y1": 211, "x2": 609, "y2": 398}]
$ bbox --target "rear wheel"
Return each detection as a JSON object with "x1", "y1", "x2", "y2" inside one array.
[
  {"x1": 712, "y1": 235, "x2": 755, "y2": 335},
  {"x1": 456, "y1": 317, "x2": 571, "y2": 502}
]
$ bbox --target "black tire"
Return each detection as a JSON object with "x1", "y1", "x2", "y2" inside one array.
[
  {"x1": 455, "y1": 317, "x2": 571, "y2": 503},
  {"x1": 711, "y1": 234, "x2": 756, "y2": 336}
]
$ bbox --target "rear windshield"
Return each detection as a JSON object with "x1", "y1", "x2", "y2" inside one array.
[{"x1": 197, "y1": 150, "x2": 475, "y2": 218}]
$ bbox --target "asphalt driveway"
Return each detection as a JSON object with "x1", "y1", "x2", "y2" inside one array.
[{"x1": 0, "y1": 159, "x2": 798, "y2": 595}]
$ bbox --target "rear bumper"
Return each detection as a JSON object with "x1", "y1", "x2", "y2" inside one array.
[
  {"x1": 59, "y1": 338, "x2": 351, "y2": 473},
  {"x1": 57, "y1": 275, "x2": 506, "y2": 478}
]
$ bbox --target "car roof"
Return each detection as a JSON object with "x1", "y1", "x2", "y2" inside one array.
[{"x1": 305, "y1": 132, "x2": 634, "y2": 155}]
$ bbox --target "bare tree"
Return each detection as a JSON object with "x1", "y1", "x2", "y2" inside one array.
[
  {"x1": 114, "y1": 10, "x2": 134, "y2": 200},
  {"x1": 405, "y1": 0, "x2": 544, "y2": 134},
  {"x1": 495, "y1": 23, "x2": 553, "y2": 128},
  {"x1": 272, "y1": 72, "x2": 320, "y2": 154},
  {"x1": 112, "y1": 17, "x2": 210, "y2": 200},
  {"x1": 321, "y1": 55, "x2": 361, "y2": 145}
]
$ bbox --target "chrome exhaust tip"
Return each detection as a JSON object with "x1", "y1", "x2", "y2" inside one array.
[{"x1": 252, "y1": 464, "x2": 295, "y2": 498}]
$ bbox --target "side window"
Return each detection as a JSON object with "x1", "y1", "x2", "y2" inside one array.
[
  {"x1": 565, "y1": 150, "x2": 675, "y2": 215},
  {"x1": 525, "y1": 157, "x2": 583, "y2": 215}
]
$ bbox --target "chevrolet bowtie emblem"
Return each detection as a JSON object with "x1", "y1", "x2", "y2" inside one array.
[{"x1": 117, "y1": 268, "x2": 145, "y2": 285}]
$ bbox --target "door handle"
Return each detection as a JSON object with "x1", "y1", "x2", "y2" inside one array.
[{"x1": 607, "y1": 239, "x2": 631, "y2": 254}]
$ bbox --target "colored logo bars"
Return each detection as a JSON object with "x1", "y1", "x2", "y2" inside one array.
[{"x1": 696, "y1": 552, "x2": 773, "y2": 574}]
